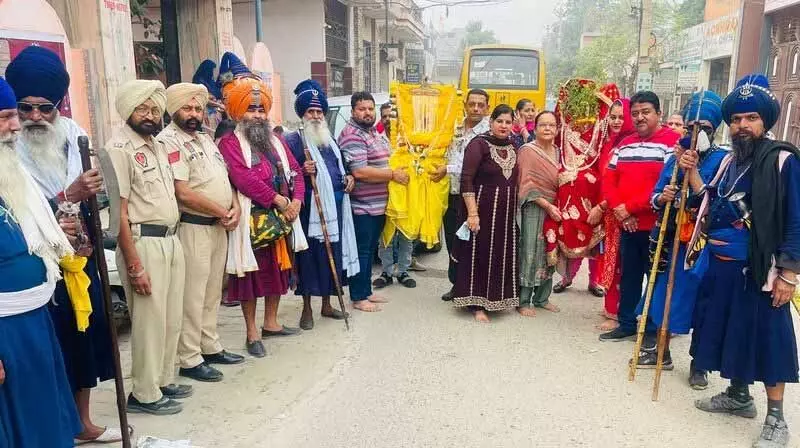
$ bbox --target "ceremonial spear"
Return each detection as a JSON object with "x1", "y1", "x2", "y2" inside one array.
[
  {"x1": 652, "y1": 89, "x2": 706, "y2": 401},
  {"x1": 297, "y1": 126, "x2": 350, "y2": 331},
  {"x1": 78, "y1": 136, "x2": 132, "y2": 448}
]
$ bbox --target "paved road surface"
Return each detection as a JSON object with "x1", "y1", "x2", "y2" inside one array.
[{"x1": 94, "y1": 250, "x2": 800, "y2": 447}]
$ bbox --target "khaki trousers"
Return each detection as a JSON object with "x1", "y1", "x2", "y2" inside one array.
[
  {"x1": 176, "y1": 222, "x2": 226, "y2": 368},
  {"x1": 118, "y1": 234, "x2": 185, "y2": 403}
]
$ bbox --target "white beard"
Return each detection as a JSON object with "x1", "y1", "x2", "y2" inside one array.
[
  {"x1": 20, "y1": 115, "x2": 68, "y2": 185},
  {"x1": 0, "y1": 136, "x2": 33, "y2": 223},
  {"x1": 303, "y1": 118, "x2": 332, "y2": 148}
]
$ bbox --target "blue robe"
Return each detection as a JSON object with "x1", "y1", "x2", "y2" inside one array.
[
  {"x1": 285, "y1": 131, "x2": 348, "y2": 297},
  {"x1": 0, "y1": 202, "x2": 81, "y2": 447},
  {"x1": 47, "y1": 204, "x2": 115, "y2": 392},
  {"x1": 692, "y1": 154, "x2": 800, "y2": 386},
  {"x1": 637, "y1": 147, "x2": 728, "y2": 333}
]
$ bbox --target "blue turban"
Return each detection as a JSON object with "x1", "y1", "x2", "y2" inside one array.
[
  {"x1": 192, "y1": 59, "x2": 222, "y2": 100},
  {"x1": 682, "y1": 90, "x2": 723, "y2": 130},
  {"x1": 294, "y1": 79, "x2": 328, "y2": 117},
  {"x1": 5, "y1": 46, "x2": 70, "y2": 105},
  {"x1": 216, "y1": 52, "x2": 253, "y2": 90},
  {"x1": 0, "y1": 77, "x2": 15, "y2": 111},
  {"x1": 722, "y1": 73, "x2": 781, "y2": 131}
]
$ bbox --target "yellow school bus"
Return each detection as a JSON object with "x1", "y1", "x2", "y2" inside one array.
[{"x1": 459, "y1": 44, "x2": 546, "y2": 112}]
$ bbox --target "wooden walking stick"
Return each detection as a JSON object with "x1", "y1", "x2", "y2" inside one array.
[
  {"x1": 297, "y1": 126, "x2": 350, "y2": 330},
  {"x1": 77, "y1": 136, "x2": 132, "y2": 448},
  {"x1": 628, "y1": 156, "x2": 680, "y2": 381},
  {"x1": 652, "y1": 90, "x2": 706, "y2": 401}
]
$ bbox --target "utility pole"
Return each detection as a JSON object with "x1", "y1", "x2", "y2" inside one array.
[{"x1": 255, "y1": 0, "x2": 263, "y2": 42}]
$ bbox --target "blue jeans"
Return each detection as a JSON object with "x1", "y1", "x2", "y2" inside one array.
[
  {"x1": 619, "y1": 230, "x2": 650, "y2": 332},
  {"x1": 351, "y1": 213, "x2": 385, "y2": 301},
  {"x1": 379, "y1": 232, "x2": 413, "y2": 276}
]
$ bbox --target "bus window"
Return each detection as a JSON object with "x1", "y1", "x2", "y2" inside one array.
[{"x1": 468, "y1": 49, "x2": 540, "y2": 90}]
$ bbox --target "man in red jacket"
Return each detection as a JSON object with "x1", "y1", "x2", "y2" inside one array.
[{"x1": 599, "y1": 91, "x2": 681, "y2": 341}]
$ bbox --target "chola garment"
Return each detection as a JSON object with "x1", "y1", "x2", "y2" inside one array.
[
  {"x1": 545, "y1": 81, "x2": 617, "y2": 269},
  {"x1": 688, "y1": 143, "x2": 800, "y2": 386},
  {"x1": 452, "y1": 133, "x2": 520, "y2": 310},
  {"x1": 597, "y1": 97, "x2": 634, "y2": 315},
  {"x1": 518, "y1": 142, "x2": 560, "y2": 308}
]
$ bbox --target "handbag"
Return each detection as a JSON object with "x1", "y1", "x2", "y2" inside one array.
[{"x1": 250, "y1": 204, "x2": 291, "y2": 250}]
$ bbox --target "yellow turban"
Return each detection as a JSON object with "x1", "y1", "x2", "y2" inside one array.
[
  {"x1": 115, "y1": 79, "x2": 167, "y2": 120},
  {"x1": 223, "y1": 77, "x2": 272, "y2": 121},
  {"x1": 166, "y1": 82, "x2": 210, "y2": 116}
]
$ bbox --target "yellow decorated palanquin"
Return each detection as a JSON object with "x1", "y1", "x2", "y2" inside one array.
[{"x1": 382, "y1": 81, "x2": 460, "y2": 248}]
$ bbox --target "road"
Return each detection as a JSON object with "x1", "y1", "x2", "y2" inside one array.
[{"x1": 93, "y1": 250, "x2": 800, "y2": 447}]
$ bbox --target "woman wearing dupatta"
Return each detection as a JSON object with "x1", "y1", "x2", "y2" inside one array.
[
  {"x1": 589, "y1": 98, "x2": 634, "y2": 331},
  {"x1": 518, "y1": 111, "x2": 562, "y2": 316},
  {"x1": 452, "y1": 105, "x2": 519, "y2": 323}
]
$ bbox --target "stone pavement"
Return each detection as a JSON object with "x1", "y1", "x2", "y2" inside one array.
[{"x1": 92, "y1": 249, "x2": 800, "y2": 447}]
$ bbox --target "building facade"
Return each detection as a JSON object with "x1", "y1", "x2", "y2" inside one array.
[{"x1": 765, "y1": 1, "x2": 800, "y2": 145}]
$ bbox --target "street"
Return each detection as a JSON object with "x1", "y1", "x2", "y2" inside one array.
[{"x1": 93, "y1": 250, "x2": 800, "y2": 448}]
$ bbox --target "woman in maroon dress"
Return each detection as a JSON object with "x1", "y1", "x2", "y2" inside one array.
[{"x1": 452, "y1": 105, "x2": 519, "y2": 322}]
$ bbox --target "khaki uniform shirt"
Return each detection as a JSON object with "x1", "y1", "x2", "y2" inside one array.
[
  {"x1": 157, "y1": 122, "x2": 233, "y2": 217},
  {"x1": 107, "y1": 125, "x2": 180, "y2": 227}
]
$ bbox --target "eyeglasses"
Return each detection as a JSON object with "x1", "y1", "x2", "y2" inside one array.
[
  {"x1": 18, "y1": 101, "x2": 60, "y2": 114},
  {"x1": 133, "y1": 104, "x2": 162, "y2": 118}
]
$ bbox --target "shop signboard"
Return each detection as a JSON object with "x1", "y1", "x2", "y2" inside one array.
[
  {"x1": 703, "y1": 11, "x2": 740, "y2": 60},
  {"x1": 652, "y1": 68, "x2": 677, "y2": 96},
  {"x1": 677, "y1": 63, "x2": 701, "y2": 94}
]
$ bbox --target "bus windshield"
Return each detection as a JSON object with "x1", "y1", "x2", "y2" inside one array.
[{"x1": 468, "y1": 49, "x2": 540, "y2": 90}]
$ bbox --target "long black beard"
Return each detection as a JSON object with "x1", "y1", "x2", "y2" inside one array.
[
  {"x1": 731, "y1": 135, "x2": 761, "y2": 162},
  {"x1": 243, "y1": 119, "x2": 272, "y2": 153}
]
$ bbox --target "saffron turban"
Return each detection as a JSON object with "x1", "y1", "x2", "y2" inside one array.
[
  {"x1": 192, "y1": 59, "x2": 222, "y2": 100},
  {"x1": 682, "y1": 90, "x2": 724, "y2": 130},
  {"x1": 5, "y1": 46, "x2": 70, "y2": 105},
  {"x1": 0, "y1": 77, "x2": 15, "y2": 111},
  {"x1": 165, "y1": 83, "x2": 209, "y2": 116},
  {"x1": 294, "y1": 79, "x2": 329, "y2": 117},
  {"x1": 115, "y1": 79, "x2": 167, "y2": 120},
  {"x1": 722, "y1": 74, "x2": 781, "y2": 131},
  {"x1": 223, "y1": 77, "x2": 272, "y2": 121}
]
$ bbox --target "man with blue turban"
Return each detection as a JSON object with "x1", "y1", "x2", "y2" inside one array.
[
  {"x1": 0, "y1": 75, "x2": 84, "y2": 447},
  {"x1": 284, "y1": 79, "x2": 355, "y2": 329},
  {"x1": 631, "y1": 90, "x2": 729, "y2": 390},
  {"x1": 685, "y1": 74, "x2": 800, "y2": 448},
  {"x1": 5, "y1": 46, "x2": 124, "y2": 443},
  {"x1": 192, "y1": 59, "x2": 226, "y2": 133}
]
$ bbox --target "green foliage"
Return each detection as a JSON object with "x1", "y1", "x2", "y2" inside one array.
[
  {"x1": 130, "y1": 0, "x2": 164, "y2": 78},
  {"x1": 459, "y1": 20, "x2": 499, "y2": 52},
  {"x1": 561, "y1": 80, "x2": 600, "y2": 122}
]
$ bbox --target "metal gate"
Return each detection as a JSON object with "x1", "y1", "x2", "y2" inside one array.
[{"x1": 325, "y1": 0, "x2": 348, "y2": 67}]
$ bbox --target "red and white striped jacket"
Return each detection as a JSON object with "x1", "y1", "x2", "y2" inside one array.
[{"x1": 602, "y1": 125, "x2": 681, "y2": 231}]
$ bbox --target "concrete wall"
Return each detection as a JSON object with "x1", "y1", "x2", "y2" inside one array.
[{"x1": 233, "y1": 0, "x2": 325, "y2": 120}]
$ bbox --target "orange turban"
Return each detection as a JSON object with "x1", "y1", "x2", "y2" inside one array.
[{"x1": 223, "y1": 77, "x2": 273, "y2": 121}]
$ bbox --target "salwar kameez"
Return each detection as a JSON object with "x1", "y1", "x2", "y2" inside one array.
[
  {"x1": 452, "y1": 134, "x2": 519, "y2": 311},
  {"x1": 518, "y1": 142, "x2": 560, "y2": 308}
]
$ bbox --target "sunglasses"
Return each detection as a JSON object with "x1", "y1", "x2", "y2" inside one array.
[{"x1": 18, "y1": 101, "x2": 60, "y2": 114}]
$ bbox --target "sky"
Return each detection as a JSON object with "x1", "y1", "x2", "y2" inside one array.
[{"x1": 419, "y1": 0, "x2": 560, "y2": 47}]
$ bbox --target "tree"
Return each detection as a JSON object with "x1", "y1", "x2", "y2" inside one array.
[{"x1": 459, "y1": 20, "x2": 498, "y2": 52}]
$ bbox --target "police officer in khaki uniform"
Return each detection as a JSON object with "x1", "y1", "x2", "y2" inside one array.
[
  {"x1": 158, "y1": 83, "x2": 244, "y2": 383},
  {"x1": 108, "y1": 80, "x2": 189, "y2": 416}
]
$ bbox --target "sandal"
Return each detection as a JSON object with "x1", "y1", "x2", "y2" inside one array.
[
  {"x1": 553, "y1": 281, "x2": 572, "y2": 294},
  {"x1": 74, "y1": 425, "x2": 133, "y2": 445}
]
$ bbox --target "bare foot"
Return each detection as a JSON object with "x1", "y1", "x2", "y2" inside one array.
[
  {"x1": 75, "y1": 424, "x2": 106, "y2": 441},
  {"x1": 353, "y1": 301, "x2": 382, "y2": 312},
  {"x1": 473, "y1": 309, "x2": 490, "y2": 323},
  {"x1": 368, "y1": 294, "x2": 389, "y2": 303},
  {"x1": 541, "y1": 303, "x2": 561, "y2": 313},
  {"x1": 596, "y1": 318, "x2": 619, "y2": 331},
  {"x1": 517, "y1": 307, "x2": 537, "y2": 317},
  {"x1": 604, "y1": 311, "x2": 618, "y2": 321}
]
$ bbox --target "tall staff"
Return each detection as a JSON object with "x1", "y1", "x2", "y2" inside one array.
[
  {"x1": 297, "y1": 126, "x2": 350, "y2": 331},
  {"x1": 78, "y1": 136, "x2": 132, "y2": 448},
  {"x1": 652, "y1": 90, "x2": 706, "y2": 401}
]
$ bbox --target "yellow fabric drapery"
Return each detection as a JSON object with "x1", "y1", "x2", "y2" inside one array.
[
  {"x1": 382, "y1": 82, "x2": 459, "y2": 248},
  {"x1": 59, "y1": 254, "x2": 92, "y2": 332},
  {"x1": 275, "y1": 236, "x2": 292, "y2": 271}
]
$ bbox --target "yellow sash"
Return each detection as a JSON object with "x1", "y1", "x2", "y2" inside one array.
[{"x1": 59, "y1": 254, "x2": 92, "y2": 332}]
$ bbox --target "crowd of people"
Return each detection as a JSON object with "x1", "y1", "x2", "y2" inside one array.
[{"x1": 0, "y1": 42, "x2": 798, "y2": 448}]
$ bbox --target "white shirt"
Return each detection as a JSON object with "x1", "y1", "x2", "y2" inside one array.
[{"x1": 446, "y1": 117, "x2": 490, "y2": 194}]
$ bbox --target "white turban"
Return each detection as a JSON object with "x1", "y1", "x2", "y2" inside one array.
[
  {"x1": 165, "y1": 83, "x2": 210, "y2": 116},
  {"x1": 115, "y1": 79, "x2": 167, "y2": 120}
]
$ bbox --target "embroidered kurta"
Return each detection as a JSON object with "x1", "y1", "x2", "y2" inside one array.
[{"x1": 452, "y1": 134, "x2": 519, "y2": 311}]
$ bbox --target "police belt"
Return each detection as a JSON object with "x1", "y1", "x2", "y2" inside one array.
[
  {"x1": 131, "y1": 223, "x2": 178, "y2": 238},
  {"x1": 180, "y1": 213, "x2": 219, "y2": 226}
]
